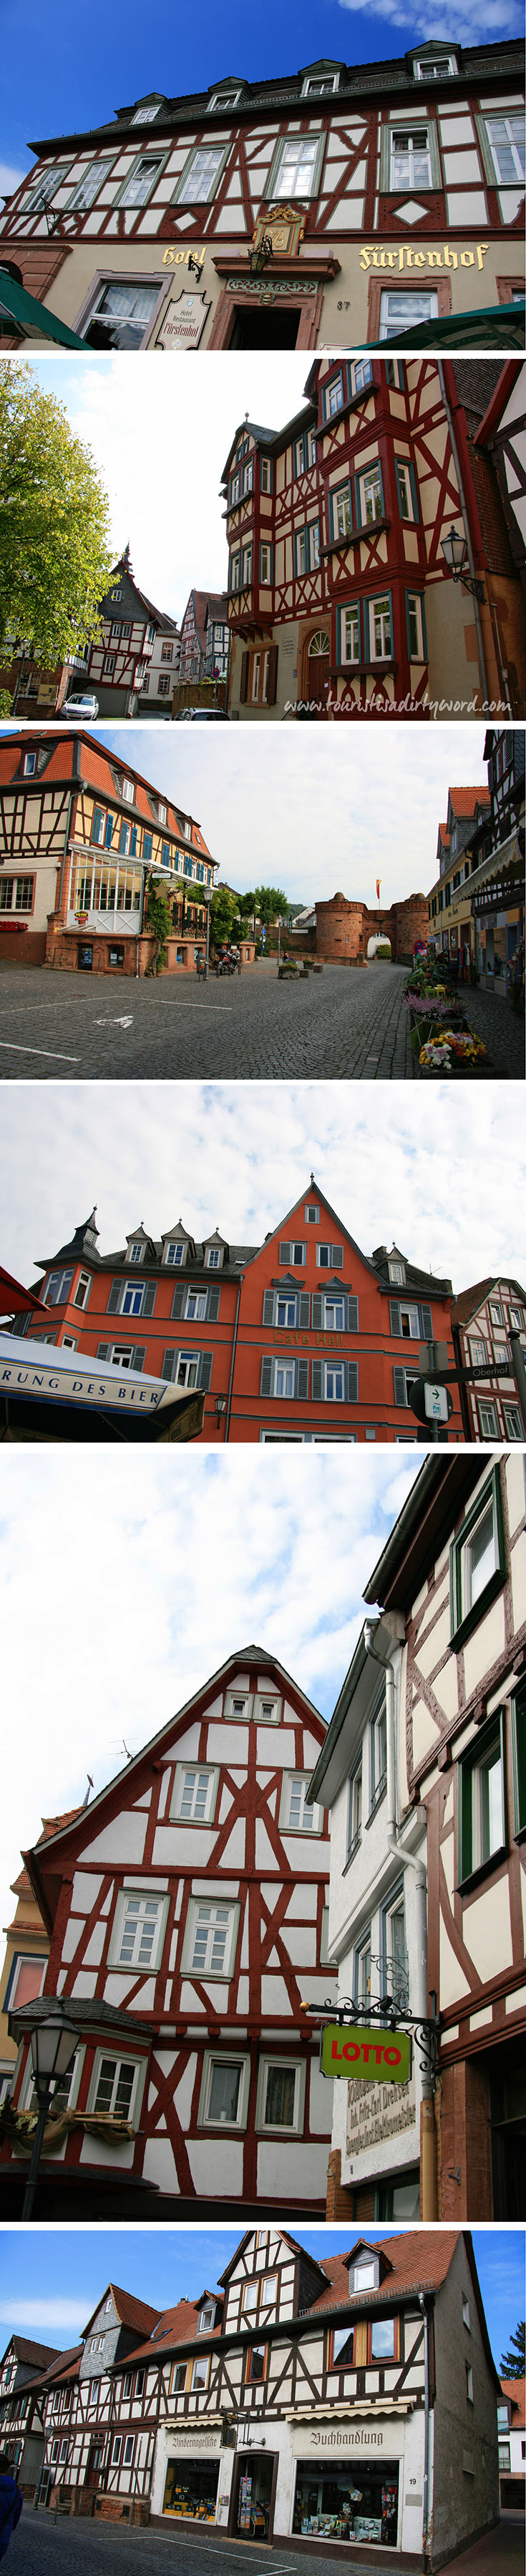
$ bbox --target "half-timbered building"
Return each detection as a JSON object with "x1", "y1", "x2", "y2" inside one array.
[
  {"x1": 78, "y1": 548, "x2": 177, "y2": 718},
  {"x1": 225, "y1": 360, "x2": 526, "y2": 719},
  {"x1": 0, "y1": 44, "x2": 523, "y2": 352},
  {"x1": 9, "y1": 1186, "x2": 466, "y2": 1445},
  {"x1": 362, "y1": 1451, "x2": 526, "y2": 2221},
  {"x1": 452, "y1": 1277, "x2": 526, "y2": 1443},
  {"x1": 0, "y1": 730, "x2": 216, "y2": 973},
  {"x1": 2, "y1": 1648, "x2": 336, "y2": 2216},
  {"x1": 9, "y1": 2228, "x2": 501, "y2": 2565},
  {"x1": 428, "y1": 785, "x2": 491, "y2": 971}
]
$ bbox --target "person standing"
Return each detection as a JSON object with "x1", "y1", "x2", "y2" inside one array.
[{"x1": 0, "y1": 2456, "x2": 23, "y2": 2561}]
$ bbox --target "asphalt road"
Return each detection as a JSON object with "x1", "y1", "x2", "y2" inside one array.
[
  {"x1": 0, "y1": 962, "x2": 414, "y2": 1083},
  {"x1": 11, "y1": 2506, "x2": 525, "y2": 2574}
]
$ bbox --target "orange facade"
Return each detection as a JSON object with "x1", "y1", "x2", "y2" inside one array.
[{"x1": 18, "y1": 1188, "x2": 464, "y2": 1444}]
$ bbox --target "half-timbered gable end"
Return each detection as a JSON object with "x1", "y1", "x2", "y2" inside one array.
[
  {"x1": 0, "y1": 729, "x2": 216, "y2": 975},
  {"x1": 225, "y1": 358, "x2": 526, "y2": 719},
  {"x1": 82, "y1": 548, "x2": 166, "y2": 717},
  {"x1": 0, "y1": 44, "x2": 522, "y2": 352},
  {"x1": 5, "y1": 1650, "x2": 335, "y2": 2213},
  {"x1": 364, "y1": 1450, "x2": 526, "y2": 2219},
  {"x1": 452, "y1": 1274, "x2": 526, "y2": 1442}
]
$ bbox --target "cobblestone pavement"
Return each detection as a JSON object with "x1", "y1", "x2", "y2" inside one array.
[
  {"x1": 458, "y1": 988, "x2": 525, "y2": 1081},
  {"x1": 0, "y1": 962, "x2": 414, "y2": 1083},
  {"x1": 11, "y1": 2505, "x2": 524, "y2": 2575}
]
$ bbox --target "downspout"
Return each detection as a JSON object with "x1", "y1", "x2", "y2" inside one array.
[
  {"x1": 364, "y1": 1626, "x2": 436, "y2": 2221},
  {"x1": 223, "y1": 1274, "x2": 242, "y2": 1444},
  {"x1": 418, "y1": 2294, "x2": 431, "y2": 2570},
  {"x1": 437, "y1": 360, "x2": 490, "y2": 710}
]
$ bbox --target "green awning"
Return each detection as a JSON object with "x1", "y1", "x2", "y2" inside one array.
[
  {"x1": 0, "y1": 268, "x2": 85, "y2": 348},
  {"x1": 366, "y1": 301, "x2": 525, "y2": 351}
]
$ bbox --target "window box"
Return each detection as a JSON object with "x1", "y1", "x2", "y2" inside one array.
[{"x1": 449, "y1": 1468, "x2": 506, "y2": 1649}]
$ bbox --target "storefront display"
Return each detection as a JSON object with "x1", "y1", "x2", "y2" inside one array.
[
  {"x1": 162, "y1": 2458, "x2": 220, "y2": 2520},
  {"x1": 293, "y1": 2457, "x2": 399, "y2": 2545}
]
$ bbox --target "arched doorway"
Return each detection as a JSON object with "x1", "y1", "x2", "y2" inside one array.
[{"x1": 303, "y1": 628, "x2": 330, "y2": 711}]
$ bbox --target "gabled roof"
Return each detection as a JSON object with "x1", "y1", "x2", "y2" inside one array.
[
  {"x1": 27, "y1": 41, "x2": 524, "y2": 154},
  {"x1": 115, "y1": 2298, "x2": 208, "y2": 2363},
  {"x1": 1, "y1": 2335, "x2": 63, "y2": 2369},
  {"x1": 452, "y1": 1274, "x2": 525, "y2": 1325},
  {"x1": 501, "y1": 2377, "x2": 526, "y2": 2426},
  {"x1": 83, "y1": 2284, "x2": 161, "y2": 2339}
]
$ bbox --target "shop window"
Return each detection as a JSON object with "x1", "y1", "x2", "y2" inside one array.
[
  {"x1": 458, "y1": 1710, "x2": 507, "y2": 1889},
  {"x1": 293, "y1": 2456, "x2": 399, "y2": 2543},
  {"x1": 79, "y1": 279, "x2": 162, "y2": 350},
  {"x1": 163, "y1": 2457, "x2": 219, "y2": 2520},
  {"x1": 450, "y1": 1468, "x2": 505, "y2": 1647}
]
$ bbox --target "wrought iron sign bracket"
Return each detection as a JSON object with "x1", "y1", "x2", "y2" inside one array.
[{"x1": 301, "y1": 1993, "x2": 441, "y2": 2088}]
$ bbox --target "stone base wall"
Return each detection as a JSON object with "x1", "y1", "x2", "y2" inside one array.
[
  {"x1": 44, "y1": 925, "x2": 207, "y2": 975},
  {"x1": 315, "y1": 893, "x2": 429, "y2": 965},
  {"x1": 0, "y1": 928, "x2": 47, "y2": 964}
]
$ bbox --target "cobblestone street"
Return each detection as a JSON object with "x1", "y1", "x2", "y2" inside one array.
[{"x1": 9, "y1": 2506, "x2": 525, "y2": 2576}]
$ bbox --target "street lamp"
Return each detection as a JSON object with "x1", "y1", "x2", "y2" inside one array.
[
  {"x1": 215, "y1": 1395, "x2": 227, "y2": 1427},
  {"x1": 248, "y1": 235, "x2": 273, "y2": 280},
  {"x1": 21, "y1": 2010, "x2": 80, "y2": 2221},
  {"x1": 440, "y1": 526, "x2": 485, "y2": 601}
]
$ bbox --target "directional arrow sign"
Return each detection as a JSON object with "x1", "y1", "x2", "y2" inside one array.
[
  {"x1": 321, "y1": 2024, "x2": 412, "y2": 2083},
  {"x1": 409, "y1": 1378, "x2": 453, "y2": 1425}
]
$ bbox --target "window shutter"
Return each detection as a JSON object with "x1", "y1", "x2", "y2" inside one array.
[
  {"x1": 263, "y1": 1289, "x2": 275, "y2": 1326},
  {"x1": 131, "y1": 1347, "x2": 145, "y2": 1373},
  {"x1": 331, "y1": 1246, "x2": 344, "y2": 1268},
  {"x1": 240, "y1": 652, "x2": 249, "y2": 704},
  {"x1": 162, "y1": 1351, "x2": 177, "y2": 1381},
  {"x1": 207, "y1": 1286, "x2": 220, "y2": 1322},
  {"x1": 260, "y1": 1356, "x2": 273, "y2": 1397},
  {"x1": 409, "y1": 461, "x2": 420, "y2": 524},
  {"x1": 311, "y1": 1358, "x2": 323, "y2": 1401},
  {"x1": 198, "y1": 1352, "x2": 213, "y2": 1392},
  {"x1": 266, "y1": 646, "x2": 278, "y2": 707},
  {"x1": 347, "y1": 1297, "x2": 359, "y2": 1333},
  {"x1": 311, "y1": 1294, "x2": 323, "y2": 1329},
  {"x1": 394, "y1": 1367, "x2": 407, "y2": 1406},
  {"x1": 97, "y1": 1344, "x2": 111, "y2": 1361},
  {"x1": 170, "y1": 1284, "x2": 185, "y2": 1320},
  {"x1": 420, "y1": 1304, "x2": 434, "y2": 1342},
  {"x1": 346, "y1": 1362, "x2": 359, "y2": 1403},
  {"x1": 298, "y1": 1292, "x2": 310, "y2": 1327},
  {"x1": 142, "y1": 1281, "x2": 156, "y2": 1317},
  {"x1": 389, "y1": 1301, "x2": 401, "y2": 1337},
  {"x1": 296, "y1": 1357, "x2": 309, "y2": 1401},
  {"x1": 278, "y1": 1242, "x2": 291, "y2": 1264},
  {"x1": 107, "y1": 1279, "x2": 121, "y2": 1314}
]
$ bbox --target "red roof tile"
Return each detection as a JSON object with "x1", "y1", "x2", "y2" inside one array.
[{"x1": 501, "y1": 2379, "x2": 526, "y2": 2427}]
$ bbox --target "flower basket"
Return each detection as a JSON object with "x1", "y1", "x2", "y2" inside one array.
[{"x1": 417, "y1": 1027, "x2": 489, "y2": 1077}]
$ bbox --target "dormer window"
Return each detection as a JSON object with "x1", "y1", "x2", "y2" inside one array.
[
  {"x1": 208, "y1": 87, "x2": 242, "y2": 110},
  {"x1": 157, "y1": 802, "x2": 167, "y2": 824},
  {"x1": 198, "y1": 2303, "x2": 215, "y2": 2331},
  {"x1": 301, "y1": 72, "x2": 341, "y2": 97},
  {"x1": 164, "y1": 1240, "x2": 186, "y2": 1267},
  {"x1": 389, "y1": 1258, "x2": 405, "y2": 1285},
  {"x1": 127, "y1": 1241, "x2": 145, "y2": 1264},
  {"x1": 348, "y1": 2251, "x2": 379, "y2": 2291},
  {"x1": 413, "y1": 51, "x2": 457, "y2": 78},
  {"x1": 131, "y1": 102, "x2": 161, "y2": 122},
  {"x1": 122, "y1": 777, "x2": 134, "y2": 805},
  {"x1": 206, "y1": 1245, "x2": 223, "y2": 1269}
]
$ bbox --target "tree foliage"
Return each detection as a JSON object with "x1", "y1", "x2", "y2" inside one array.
[
  {"x1": 500, "y1": 2320, "x2": 525, "y2": 2378},
  {"x1": 144, "y1": 876, "x2": 172, "y2": 975},
  {"x1": 210, "y1": 886, "x2": 240, "y2": 946},
  {"x1": 253, "y1": 885, "x2": 289, "y2": 924},
  {"x1": 0, "y1": 361, "x2": 113, "y2": 664}
]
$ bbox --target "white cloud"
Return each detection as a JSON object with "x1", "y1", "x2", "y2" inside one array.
[
  {"x1": 0, "y1": 162, "x2": 30, "y2": 200},
  {"x1": 336, "y1": 0, "x2": 522, "y2": 33},
  {"x1": 0, "y1": 2298, "x2": 84, "y2": 2332}
]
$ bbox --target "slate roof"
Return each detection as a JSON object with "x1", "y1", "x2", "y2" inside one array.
[{"x1": 28, "y1": 41, "x2": 524, "y2": 153}]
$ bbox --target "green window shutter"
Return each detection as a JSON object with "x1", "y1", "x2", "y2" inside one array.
[
  {"x1": 107, "y1": 1279, "x2": 121, "y2": 1314},
  {"x1": 296, "y1": 1357, "x2": 309, "y2": 1400},
  {"x1": 512, "y1": 1689, "x2": 526, "y2": 1834},
  {"x1": 394, "y1": 1367, "x2": 407, "y2": 1405},
  {"x1": 420, "y1": 1303, "x2": 434, "y2": 1342},
  {"x1": 263, "y1": 1289, "x2": 275, "y2": 1326},
  {"x1": 389, "y1": 1301, "x2": 401, "y2": 1336},
  {"x1": 475, "y1": 111, "x2": 498, "y2": 188},
  {"x1": 346, "y1": 1362, "x2": 359, "y2": 1402},
  {"x1": 170, "y1": 1284, "x2": 185, "y2": 1320},
  {"x1": 311, "y1": 1294, "x2": 323, "y2": 1329},
  {"x1": 347, "y1": 1297, "x2": 359, "y2": 1332},
  {"x1": 331, "y1": 1245, "x2": 344, "y2": 1267},
  {"x1": 354, "y1": 475, "x2": 362, "y2": 530},
  {"x1": 409, "y1": 461, "x2": 420, "y2": 523},
  {"x1": 97, "y1": 1344, "x2": 111, "y2": 1361},
  {"x1": 311, "y1": 1358, "x2": 323, "y2": 1401},
  {"x1": 278, "y1": 1242, "x2": 291, "y2": 1263},
  {"x1": 459, "y1": 1757, "x2": 473, "y2": 1884},
  {"x1": 198, "y1": 1352, "x2": 213, "y2": 1393},
  {"x1": 298, "y1": 1293, "x2": 311, "y2": 1327},
  {"x1": 131, "y1": 1347, "x2": 145, "y2": 1373},
  {"x1": 161, "y1": 1351, "x2": 176, "y2": 1381},
  {"x1": 266, "y1": 645, "x2": 278, "y2": 706},
  {"x1": 207, "y1": 1286, "x2": 220, "y2": 1322},
  {"x1": 142, "y1": 1281, "x2": 156, "y2": 1317},
  {"x1": 260, "y1": 1356, "x2": 273, "y2": 1397},
  {"x1": 379, "y1": 122, "x2": 391, "y2": 190}
]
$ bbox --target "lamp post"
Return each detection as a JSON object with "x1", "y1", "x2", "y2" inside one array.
[
  {"x1": 248, "y1": 235, "x2": 273, "y2": 282},
  {"x1": 21, "y1": 2010, "x2": 80, "y2": 2221},
  {"x1": 440, "y1": 526, "x2": 485, "y2": 602},
  {"x1": 215, "y1": 1395, "x2": 227, "y2": 1431},
  {"x1": 204, "y1": 886, "x2": 213, "y2": 980}
]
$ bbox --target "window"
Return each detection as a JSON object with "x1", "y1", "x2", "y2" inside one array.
[
  {"x1": 406, "y1": 594, "x2": 426, "y2": 660},
  {"x1": 97, "y1": 1343, "x2": 146, "y2": 1372},
  {"x1": 352, "y1": 357, "x2": 374, "y2": 393},
  {"x1": 44, "y1": 1268, "x2": 74, "y2": 1307},
  {"x1": 68, "y1": 158, "x2": 112, "y2": 210},
  {"x1": 23, "y1": 163, "x2": 72, "y2": 211},
  {"x1": 260, "y1": 1353, "x2": 309, "y2": 1401},
  {"x1": 507, "y1": 1306, "x2": 522, "y2": 1331},
  {"x1": 466, "y1": 2364, "x2": 474, "y2": 2404},
  {"x1": 225, "y1": 1688, "x2": 253, "y2": 1719},
  {"x1": 281, "y1": 1774, "x2": 323, "y2": 1834},
  {"x1": 172, "y1": 1764, "x2": 218, "y2": 1825},
  {"x1": 0, "y1": 875, "x2": 34, "y2": 913},
  {"x1": 371, "y1": 2316, "x2": 396, "y2": 2359},
  {"x1": 478, "y1": 1400, "x2": 499, "y2": 1439},
  {"x1": 206, "y1": 1245, "x2": 222, "y2": 1269},
  {"x1": 462, "y1": 2297, "x2": 470, "y2": 2330},
  {"x1": 279, "y1": 1239, "x2": 306, "y2": 1265},
  {"x1": 414, "y1": 49, "x2": 457, "y2": 75},
  {"x1": 198, "y1": 2305, "x2": 215, "y2": 2333},
  {"x1": 333, "y1": 483, "x2": 352, "y2": 538},
  {"x1": 164, "y1": 1239, "x2": 185, "y2": 1266},
  {"x1": 483, "y1": 114, "x2": 525, "y2": 186},
  {"x1": 305, "y1": 1202, "x2": 319, "y2": 1221},
  {"x1": 316, "y1": 1242, "x2": 344, "y2": 1269},
  {"x1": 256, "y1": 2058, "x2": 306, "y2": 2131},
  {"x1": 259, "y1": 542, "x2": 272, "y2": 584},
  {"x1": 192, "y1": 2354, "x2": 210, "y2": 2391},
  {"x1": 389, "y1": 1259, "x2": 405, "y2": 1284},
  {"x1": 341, "y1": 604, "x2": 360, "y2": 665},
  {"x1": 199, "y1": 2055, "x2": 248, "y2": 2127},
  {"x1": 176, "y1": 144, "x2": 227, "y2": 204},
  {"x1": 82, "y1": 279, "x2": 160, "y2": 350},
  {"x1": 269, "y1": 132, "x2": 323, "y2": 200},
  {"x1": 161, "y1": 1350, "x2": 205, "y2": 1390},
  {"x1": 379, "y1": 290, "x2": 439, "y2": 341},
  {"x1": 503, "y1": 1405, "x2": 523, "y2": 1440},
  {"x1": 116, "y1": 152, "x2": 165, "y2": 209},
  {"x1": 390, "y1": 127, "x2": 432, "y2": 189},
  {"x1": 360, "y1": 463, "x2": 384, "y2": 525},
  {"x1": 371, "y1": 1691, "x2": 387, "y2": 1811},
  {"x1": 396, "y1": 461, "x2": 416, "y2": 522},
  {"x1": 324, "y1": 371, "x2": 344, "y2": 418},
  {"x1": 255, "y1": 1693, "x2": 281, "y2": 1725},
  {"x1": 89, "y1": 2055, "x2": 142, "y2": 2121},
  {"x1": 332, "y1": 2324, "x2": 354, "y2": 2366},
  {"x1": 381, "y1": 1887, "x2": 407, "y2": 2005},
  {"x1": 469, "y1": 1339, "x2": 488, "y2": 1368},
  {"x1": 490, "y1": 1302, "x2": 503, "y2": 1325},
  {"x1": 23, "y1": 751, "x2": 36, "y2": 775},
  {"x1": 348, "y1": 1762, "x2": 362, "y2": 1858},
  {"x1": 183, "y1": 1899, "x2": 239, "y2": 1980},
  {"x1": 354, "y1": 1930, "x2": 371, "y2": 2007},
  {"x1": 393, "y1": 1365, "x2": 419, "y2": 1410},
  {"x1": 112, "y1": 1889, "x2": 166, "y2": 1972},
  {"x1": 72, "y1": 1269, "x2": 90, "y2": 1309},
  {"x1": 458, "y1": 1711, "x2": 506, "y2": 1887},
  {"x1": 370, "y1": 596, "x2": 392, "y2": 661},
  {"x1": 450, "y1": 1470, "x2": 505, "y2": 1647},
  {"x1": 171, "y1": 2362, "x2": 187, "y2": 2392}
]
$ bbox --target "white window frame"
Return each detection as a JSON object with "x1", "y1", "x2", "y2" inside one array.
[
  {"x1": 109, "y1": 1887, "x2": 169, "y2": 1975},
  {"x1": 86, "y1": 2051, "x2": 146, "y2": 2125},
  {"x1": 477, "y1": 1400, "x2": 499, "y2": 1439},
  {"x1": 67, "y1": 157, "x2": 114, "y2": 211},
  {"x1": 21, "y1": 2042, "x2": 84, "y2": 2116},
  {"x1": 198, "y1": 2050, "x2": 250, "y2": 2129},
  {"x1": 268, "y1": 130, "x2": 325, "y2": 202},
  {"x1": 191, "y1": 2353, "x2": 210, "y2": 2391},
  {"x1": 379, "y1": 290, "x2": 439, "y2": 341},
  {"x1": 182, "y1": 1897, "x2": 240, "y2": 1982},
  {"x1": 459, "y1": 1490, "x2": 498, "y2": 1615},
  {"x1": 414, "y1": 50, "x2": 457, "y2": 77},
  {"x1": 371, "y1": 595, "x2": 392, "y2": 661},
  {"x1": 342, "y1": 605, "x2": 360, "y2": 666},
  {"x1": 183, "y1": 1287, "x2": 208, "y2": 1321},
  {"x1": 469, "y1": 1338, "x2": 488, "y2": 1367},
  {"x1": 254, "y1": 1691, "x2": 282, "y2": 1726},
  {"x1": 171, "y1": 1762, "x2": 219, "y2": 1826},
  {"x1": 407, "y1": 594, "x2": 425, "y2": 660},
  {"x1": 225, "y1": 1686, "x2": 253, "y2": 1721},
  {"x1": 484, "y1": 114, "x2": 525, "y2": 186},
  {"x1": 174, "y1": 143, "x2": 230, "y2": 206},
  {"x1": 279, "y1": 1774, "x2": 323, "y2": 1834},
  {"x1": 163, "y1": 1239, "x2": 186, "y2": 1268},
  {"x1": 205, "y1": 1245, "x2": 223, "y2": 1268},
  {"x1": 301, "y1": 71, "x2": 340, "y2": 97},
  {"x1": 389, "y1": 1259, "x2": 405, "y2": 1284},
  {"x1": 503, "y1": 1404, "x2": 522, "y2": 1440},
  {"x1": 255, "y1": 2055, "x2": 306, "y2": 2133},
  {"x1": 390, "y1": 125, "x2": 433, "y2": 190}
]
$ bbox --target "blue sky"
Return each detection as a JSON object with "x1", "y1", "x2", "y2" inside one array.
[
  {"x1": 1, "y1": 0, "x2": 520, "y2": 194},
  {"x1": 0, "y1": 2225, "x2": 523, "y2": 2373}
]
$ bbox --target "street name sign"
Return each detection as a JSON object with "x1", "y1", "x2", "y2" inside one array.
[{"x1": 321, "y1": 2024, "x2": 412, "y2": 2083}]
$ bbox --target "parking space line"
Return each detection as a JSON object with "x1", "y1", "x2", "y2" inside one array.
[{"x1": 0, "y1": 1041, "x2": 80, "y2": 1062}]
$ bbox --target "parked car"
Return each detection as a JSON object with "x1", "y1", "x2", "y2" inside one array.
[
  {"x1": 60, "y1": 692, "x2": 99, "y2": 719},
  {"x1": 176, "y1": 707, "x2": 230, "y2": 722}
]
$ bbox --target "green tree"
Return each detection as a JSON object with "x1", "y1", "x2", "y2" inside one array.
[
  {"x1": 210, "y1": 886, "x2": 239, "y2": 948},
  {"x1": 0, "y1": 362, "x2": 113, "y2": 674},
  {"x1": 500, "y1": 2321, "x2": 525, "y2": 2378},
  {"x1": 144, "y1": 877, "x2": 172, "y2": 975},
  {"x1": 253, "y1": 885, "x2": 289, "y2": 925}
]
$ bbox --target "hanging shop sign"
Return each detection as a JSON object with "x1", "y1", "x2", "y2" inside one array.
[
  {"x1": 156, "y1": 290, "x2": 210, "y2": 350},
  {"x1": 321, "y1": 2023, "x2": 412, "y2": 2083},
  {"x1": 359, "y1": 242, "x2": 490, "y2": 273},
  {"x1": 251, "y1": 202, "x2": 306, "y2": 259}
]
